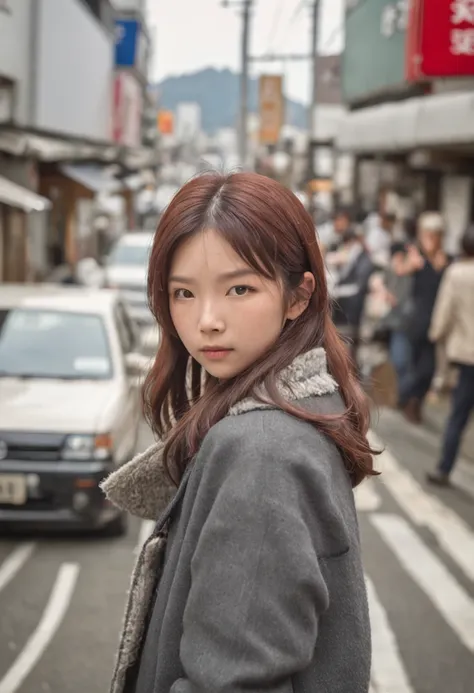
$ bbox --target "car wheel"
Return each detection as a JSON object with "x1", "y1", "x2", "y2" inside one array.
[{"x1": 104, "y1": 510, "x2": 129, "y2": 537}]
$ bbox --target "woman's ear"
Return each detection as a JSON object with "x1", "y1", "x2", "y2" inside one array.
[{"x1": 286, "y1": 272, "x2": 316, "y2": 321}]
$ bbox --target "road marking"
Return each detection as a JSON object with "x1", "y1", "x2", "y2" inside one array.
[
  {"x1": 452, "y1": 462, "x2": 474, "y2": 501},
  {"x1": 0, "y1": 562, "x2": 79, "y2": 693},
  {"x1": 355, "y1": 479, "x2": 382, "y2": 512},
  {"x1": 377, "y1": 407, "x2": 474, "y2": 500},
  {"x1": 135, "y1": 519, "x2": 155, "y2": 554},
  {"x1": 369, "y1": 431, "x2": 474, "y2": 584},
  {"x1": 0, "y1": 544, "x2": 35, "y2": 594},
  {"x1": 366, "y1": 574, "x2": 414, "y2": 693},
  {"x1": 371, "y1": 514, "x2": 474, "y2": 652}
]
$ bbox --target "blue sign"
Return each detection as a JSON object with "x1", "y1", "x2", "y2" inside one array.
[{"x1": 115, "y1": 19, "x2": 140, "y2": 67}]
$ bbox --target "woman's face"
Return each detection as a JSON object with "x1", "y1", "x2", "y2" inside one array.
[{"x1": 168, "y1": 228, "x2": 314, "y2": 380}]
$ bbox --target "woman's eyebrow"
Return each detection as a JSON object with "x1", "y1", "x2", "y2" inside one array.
[
  {"x1": 217, "y1": 269, "x2": 258, "y2": 281},
  {"x1": 169, "y1": 269, "x2": 257, "y2": 284}
]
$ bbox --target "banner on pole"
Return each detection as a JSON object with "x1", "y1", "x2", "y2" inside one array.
[{"x1": 259, "y1": 75, "x2": 284, "y2": 145}]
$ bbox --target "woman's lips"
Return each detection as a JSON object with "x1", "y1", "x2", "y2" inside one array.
[{"x1": 200, "y1": 348, "x2": 233, "y2": 360}]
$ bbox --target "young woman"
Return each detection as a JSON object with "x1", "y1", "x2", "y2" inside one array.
[{"x1": 103, "y1": 172, "x2": 376, "y2": 693}]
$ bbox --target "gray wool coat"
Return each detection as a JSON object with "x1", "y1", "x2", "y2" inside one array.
[{"x1": 102, "y1": 348, "x2": 371, "y2": 693}]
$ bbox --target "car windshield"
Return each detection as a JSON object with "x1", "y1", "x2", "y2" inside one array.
[
  {"x1": 0, "y1": 309, "x2": 113, "y2": 380},
  {"x1": 107, "y1": 240, "x2": 151, "y2": 267}
]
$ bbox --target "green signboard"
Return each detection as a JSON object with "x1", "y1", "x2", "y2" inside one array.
[{"x1": 342, "y1": 0, "x2": 409, "y2": 104}]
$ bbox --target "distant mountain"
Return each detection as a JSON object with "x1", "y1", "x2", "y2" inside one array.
[{"x1": 154, "y1": 67, "x2": 307, "y2": 134}]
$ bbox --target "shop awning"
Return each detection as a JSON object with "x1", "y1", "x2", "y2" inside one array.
[
  {"x1": 122, "y1": 146, "x2": 161, "y2": 169},
  {"x1": 0, "y1": 129, "x2": 120, "y2": 162},
  {"x1": 336, "y1": 91, "x2": 474, "y2": 154},
  {"x1": 0, "y1": 175, "x2": 52, "y2": 213},
  {"x1": 0, "y1": 128, "x2": 159, "y2": 170},
  {"x1": 59, "y1": 164, "x2": 123, "y2": 193}
]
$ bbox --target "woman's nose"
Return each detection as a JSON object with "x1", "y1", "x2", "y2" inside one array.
[{"x1": 198, "y1": 304, "x2": 225, "y2": 333}]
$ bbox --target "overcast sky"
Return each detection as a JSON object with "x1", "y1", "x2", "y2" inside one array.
[{"x1": 146, "y1": 0, "x2": 344, "y2": 105}]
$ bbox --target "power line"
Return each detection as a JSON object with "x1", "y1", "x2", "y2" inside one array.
[
  {"x1": 270, "y1": 0, "x2": 309, "y2": 56},
  {"x1": 320, "y1": 22, "x2": 343, "y2": 53},
  {"x1": 265, "y1": 0, "x2": 286, "y2": 53},
  {"x1": 288, "y1": 0, "x2": 308, "y2": 27}
]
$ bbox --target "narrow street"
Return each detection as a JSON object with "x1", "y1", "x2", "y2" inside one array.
[
  {"x1": 0, "y1": 412, "x2": 473, "y2": 693},
  {"x1": 0, "y1": 421, "x2": 155, "y2": 693},
  {"x1": 360, "y1": 407, "x2": 474, "y2": 693}
]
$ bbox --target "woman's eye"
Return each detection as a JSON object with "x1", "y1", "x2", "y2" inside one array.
[
  {"x1": 174, "y1": 289, "x2": 194, "y2": 299},
  {"x1": 228, "y1": 285, "x2": 253, "y2": 297}
]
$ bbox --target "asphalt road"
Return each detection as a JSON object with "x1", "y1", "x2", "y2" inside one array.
[{"x1": 0, "y1": 413, "x2": 473, "y2": 693}]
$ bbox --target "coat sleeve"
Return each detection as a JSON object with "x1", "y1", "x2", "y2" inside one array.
[
  {"x1": 429, "y1": 268, "x2": 455, "y2": 343},
  {"x1": 169, "y1": 416, "x2": 335, "y2": 693}
]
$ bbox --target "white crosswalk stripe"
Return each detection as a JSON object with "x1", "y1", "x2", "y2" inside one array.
[
  {"x1": 368, "y1": 430, "x2": 474, "y2": 584},
  {"x1": 361, "y1": 431, "x2": 474, "y2": 689},
  {"x1": 355, "y1": 478, "x2": 382, "y2": 512},
  {"x1": 376, "y1": 408, "x2": 474, "y2": 501},
  {"x1": 366, "y1": 575, "x2": 414, "y2": 693},
  {"x1": 0, "y1": 562, "x2": 79, "y2": 693},
  {"x1": 371, "y1": 513, "x2": 474, "y2": 652},
  {"x1": 0, "y1": 544, "x2": 35, "y2": 594}
]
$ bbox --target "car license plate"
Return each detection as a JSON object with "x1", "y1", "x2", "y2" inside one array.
[{"x1": 0, "y1": 474, "x2": 27, "y2": 505}]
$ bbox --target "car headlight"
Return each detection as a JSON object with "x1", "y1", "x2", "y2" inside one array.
[{"x1": 62, "y1": 434, "x2": 113, "y2": 461}]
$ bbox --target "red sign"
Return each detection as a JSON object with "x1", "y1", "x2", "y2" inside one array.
[
  {"x1": 406, "y1": 0, "x2": 474, "y2": 81},
  {"x1": 112, "y1": 73, "x2": 143, "y2": 147}
]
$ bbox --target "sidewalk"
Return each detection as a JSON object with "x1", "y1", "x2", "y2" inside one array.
[
  {"x1": 363, "y1": 348, "x2": 474, "y2": 465},
  {"x1": 423, "y1": 395, "x2": 474, "y2": 464}
]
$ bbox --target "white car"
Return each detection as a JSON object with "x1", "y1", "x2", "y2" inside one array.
[
  {"x1": 0, "y1": 284, "x2": 147, "y2": 535},
  {"x1": 104, "y1": 232, "x2": 154, "y2": 329}
]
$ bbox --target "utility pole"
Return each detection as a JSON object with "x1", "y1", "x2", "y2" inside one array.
[
  {"x1": 223, "y1": 0, "x2": 253, "y2": 168},
  {"x1": 224, "y1": 1, "x2": 320, "y2": 175},
  {"x1": 247, "y1": 1, "x2": 321, "y2": 182},
  {"x1": 240, "y1": 0, "x2": 252, "y2": 168},
  {"x1": 308, "y1": 0, "x2": 320, "y2": 179}
]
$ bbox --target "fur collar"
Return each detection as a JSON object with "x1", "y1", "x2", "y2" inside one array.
[{"x1": 101, "y1": 347, "x2": 337, "y2": 521}]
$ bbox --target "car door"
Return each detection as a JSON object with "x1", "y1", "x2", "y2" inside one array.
[{"x1": 112, "y1": 301, "x2": 141, "y2": 464}]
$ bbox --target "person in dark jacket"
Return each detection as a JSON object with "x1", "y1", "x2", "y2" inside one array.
[
  {"x1": 394, "y1": 212, "x2": 449, "y2": 424},
  {"x1": 331, "y1": 230, "x2": 375, "y2": 364},
  {"x1": 102, "y1": 172, "x2": 375, "y2": 693}
]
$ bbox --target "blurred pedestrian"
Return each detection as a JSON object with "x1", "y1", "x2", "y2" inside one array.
[
  {"x1": 365, "y1": 211, "x2": 397, "y2": 267},
  {"x1": 377, "y1": 218, "x2": 418, "y2": 407},
  {"x1": 318, "y1": 205, "x2": 354, "y2": 254},
  {"x1": 427, "y1": 225, "x2": 474, "y2": 486},
  {"x1": 102, "y1": 172, "x2": 374, "y2": 693},
  {"x1": 331, "y1": 229, "x2": 375, "y2": 367},
  {"x1": 395, "y1": 212, "x2": 449, "y2": 424}
]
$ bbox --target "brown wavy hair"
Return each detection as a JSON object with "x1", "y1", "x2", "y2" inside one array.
[{"x1": 143, "y1": 172, "x2": 378, "y2": 487}]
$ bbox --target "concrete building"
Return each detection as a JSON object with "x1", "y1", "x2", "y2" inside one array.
[
  {"x1": 337, "y1": 0, "x2": 474, "y2": 255},
  {"x1": 1, "y1": 0, "x2": 115, "y2": 142},
  {"x1": 0, "y1": 0, "x2": 157, "y2": 282}
]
